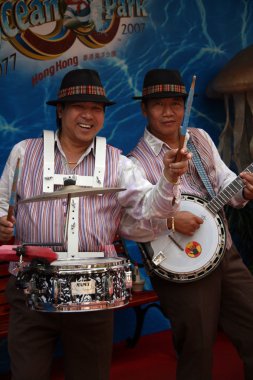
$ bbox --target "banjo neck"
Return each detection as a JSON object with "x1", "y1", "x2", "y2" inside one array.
[{"x1": 206, "y1": 162, "x2": 253, "y2": 215}]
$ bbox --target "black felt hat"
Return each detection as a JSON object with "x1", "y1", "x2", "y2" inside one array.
[
  {"x1": 47, "y1": 69, "x2": 115, "y2": 106},
  {"x1": 133, "y1": 69, "x2": 188, "y2": 100}
]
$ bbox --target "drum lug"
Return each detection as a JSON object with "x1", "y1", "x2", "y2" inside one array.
[
  {"x1": 124, "y1": 270, "x2": 132, "y2": 289},
  {"x1": 124, "y1": 260, "x2": 133, "y2": 289},
  {"x1": 53, "y1": 279, "x2": 60, "y2": 303},
  {"x1": 108, "y1": 275, "x2": 114, "y2": 296}
]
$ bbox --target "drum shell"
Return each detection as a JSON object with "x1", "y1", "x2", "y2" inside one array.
[{"x1": 18, "y1": 258, "x2": 132, "y2": 312}]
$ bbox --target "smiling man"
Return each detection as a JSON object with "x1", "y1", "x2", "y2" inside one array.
[{"x1": 0, "y1": 68, "x2": 191, "y2": 380}]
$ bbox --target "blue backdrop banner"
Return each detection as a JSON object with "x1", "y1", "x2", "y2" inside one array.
[{"x1": 1, "y1": 0, "x2": 253, "y2": 175}]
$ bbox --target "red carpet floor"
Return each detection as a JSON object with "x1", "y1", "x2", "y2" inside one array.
[
  {"x1": 51, "y1": 330, "x2": 243, "y2": 380},
  {"x1": 109, "y1": 330, "x2": 244, "y2": 380},
  {"x1": 1, "y1": 330, "x2": 244, "y2": 379}
]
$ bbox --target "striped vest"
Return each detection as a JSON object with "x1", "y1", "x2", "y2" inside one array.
[
  {"x1": 129, "y1": 128, "x2": 232, "y2": 246},
  {"x1": 15, "y1": 138, "x2": 122, "y2": 256},
  {"x1": 129, "y1": 128, "x2": 219, "y2": 197}
]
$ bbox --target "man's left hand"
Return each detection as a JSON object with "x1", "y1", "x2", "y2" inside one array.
[{"x1": 240, "y1": 172, "x2": 253, "y2": 200}]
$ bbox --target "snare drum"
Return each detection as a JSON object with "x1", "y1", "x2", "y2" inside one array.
[{"x1": 17, "y1": 258, "x2": 132, "y2": 312}]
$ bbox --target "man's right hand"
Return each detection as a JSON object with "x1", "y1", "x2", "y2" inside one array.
[
  {"x1": 163, "y1": 148, "x2": 192, "y2": 184},
  {"x1": 168, "y1": 211, "x2": 203, "y2": 236},
  {"x1": 0, "y1": 215, "x2": 15, "y2": 242}
]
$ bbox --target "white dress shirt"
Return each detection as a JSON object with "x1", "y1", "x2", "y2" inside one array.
[{"x1": 0, "y1": 133, "x2": 180, "y2": 242}]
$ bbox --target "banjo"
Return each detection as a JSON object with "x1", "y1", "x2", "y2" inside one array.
[{"x1": 139, "y1": 162, "x2": 253, "y2": 283}]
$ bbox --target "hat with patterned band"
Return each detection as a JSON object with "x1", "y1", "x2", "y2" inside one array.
[
  {"x1": 133, "y1": 69, "x2": 188, "y2": 100},
  {"x1": 47, "y1": 69, "x2": 115, "y2": 106}
]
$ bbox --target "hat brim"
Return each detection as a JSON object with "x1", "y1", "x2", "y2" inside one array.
[
  {"x1": 47, "y1": 95, "x2": 115, "y2": 106},
  {"x1": 133, "y1": 92, "x2": 188, "y2": 100}
]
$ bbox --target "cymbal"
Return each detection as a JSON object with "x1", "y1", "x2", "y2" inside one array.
[{"x1": 19, "y1": 186, "x2": 125, "y2": 204}]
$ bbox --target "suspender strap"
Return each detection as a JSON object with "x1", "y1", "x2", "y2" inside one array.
[
  {"x1": 42, "y1": 130, "x2": 107, "y2": 258},
  {"x1": 187, "y1": 139, "x2": 216, "y2": 198},
  {"x1": 93, "y1": 136, "x2": 106, "y2": 187},
  {"x1": 43, "y1": 130, "x2": 55, "y2": 192},
  {"x1": 43, "y1": 130, "x2": 106, "y2": 192}
]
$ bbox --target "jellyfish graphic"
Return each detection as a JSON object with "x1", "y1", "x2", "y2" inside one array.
[{"x1": 206, "y1": 45, "x2": 253, "y2": 172}]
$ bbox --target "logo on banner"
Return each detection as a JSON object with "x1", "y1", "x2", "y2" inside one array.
[{"x1": 0, "y1": 0, "x2": 147, "y2": 60}]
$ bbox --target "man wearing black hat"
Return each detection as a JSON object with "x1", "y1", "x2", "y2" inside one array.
[
  {"x1": 0, "y1": 68, "x2": 191, "y2": 380},
  {"x1": 125, "y1": 68, "x2": 253, "y2": 380}
]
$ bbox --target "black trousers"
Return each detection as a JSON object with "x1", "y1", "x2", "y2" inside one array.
[
  {"x1": 5, "y1": 276, "x2": 114, "y2": 380},
  {"x1": 151, "y1": 245, "x2": 253, "y2": 380}
]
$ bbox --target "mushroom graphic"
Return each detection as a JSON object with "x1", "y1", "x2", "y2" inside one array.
[{"x1": 206, "y1": 45, "x2": 253, "y2": 172}]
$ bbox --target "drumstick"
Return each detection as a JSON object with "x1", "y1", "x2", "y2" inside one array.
[
  {"x1": 175, "y1": 75, "x2": 196, "y2": 162},
  {"x1": 7, "y1": 157, "x2": 20, "y2": 222}
]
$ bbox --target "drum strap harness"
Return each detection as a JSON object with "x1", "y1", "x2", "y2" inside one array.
[
  {"x1": 43, "y1": 130, "x2": 106, "y2": 192},
  {"x1": 42, "y1": 130, "x2": 106, "y2": 259}
]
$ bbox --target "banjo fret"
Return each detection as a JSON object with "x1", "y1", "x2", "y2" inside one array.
[{"x1": 206, "y1": 162, "x2": 253, "y2": 214}]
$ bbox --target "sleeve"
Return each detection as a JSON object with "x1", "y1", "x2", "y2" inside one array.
[
  {"x1": 0, "y1": 141, "x2": 26, "y2": 217},
  {"x1": 117, "y1": 155, "x2": 178, "y2": 242}
]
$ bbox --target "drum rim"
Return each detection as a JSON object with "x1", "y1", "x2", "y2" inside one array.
[{"x1": 49, "y1": 257, "x2": 127, "y2": 270}]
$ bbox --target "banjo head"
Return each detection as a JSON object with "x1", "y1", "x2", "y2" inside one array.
[{"x1": 143, "y1": 194, "x2": 227, "y2": 283}]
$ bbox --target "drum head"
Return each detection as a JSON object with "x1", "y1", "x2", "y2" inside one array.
[
  {"x1": 148, "y1": 194, "x2": 226, "y2": 282},
  {"x1": 50, "y1": 257, "x2": 126, "y2": 271}
]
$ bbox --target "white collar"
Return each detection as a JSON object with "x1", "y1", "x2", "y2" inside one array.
[{"x1": 143, "y1": 127, "x2": 190, "y2": 155}]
